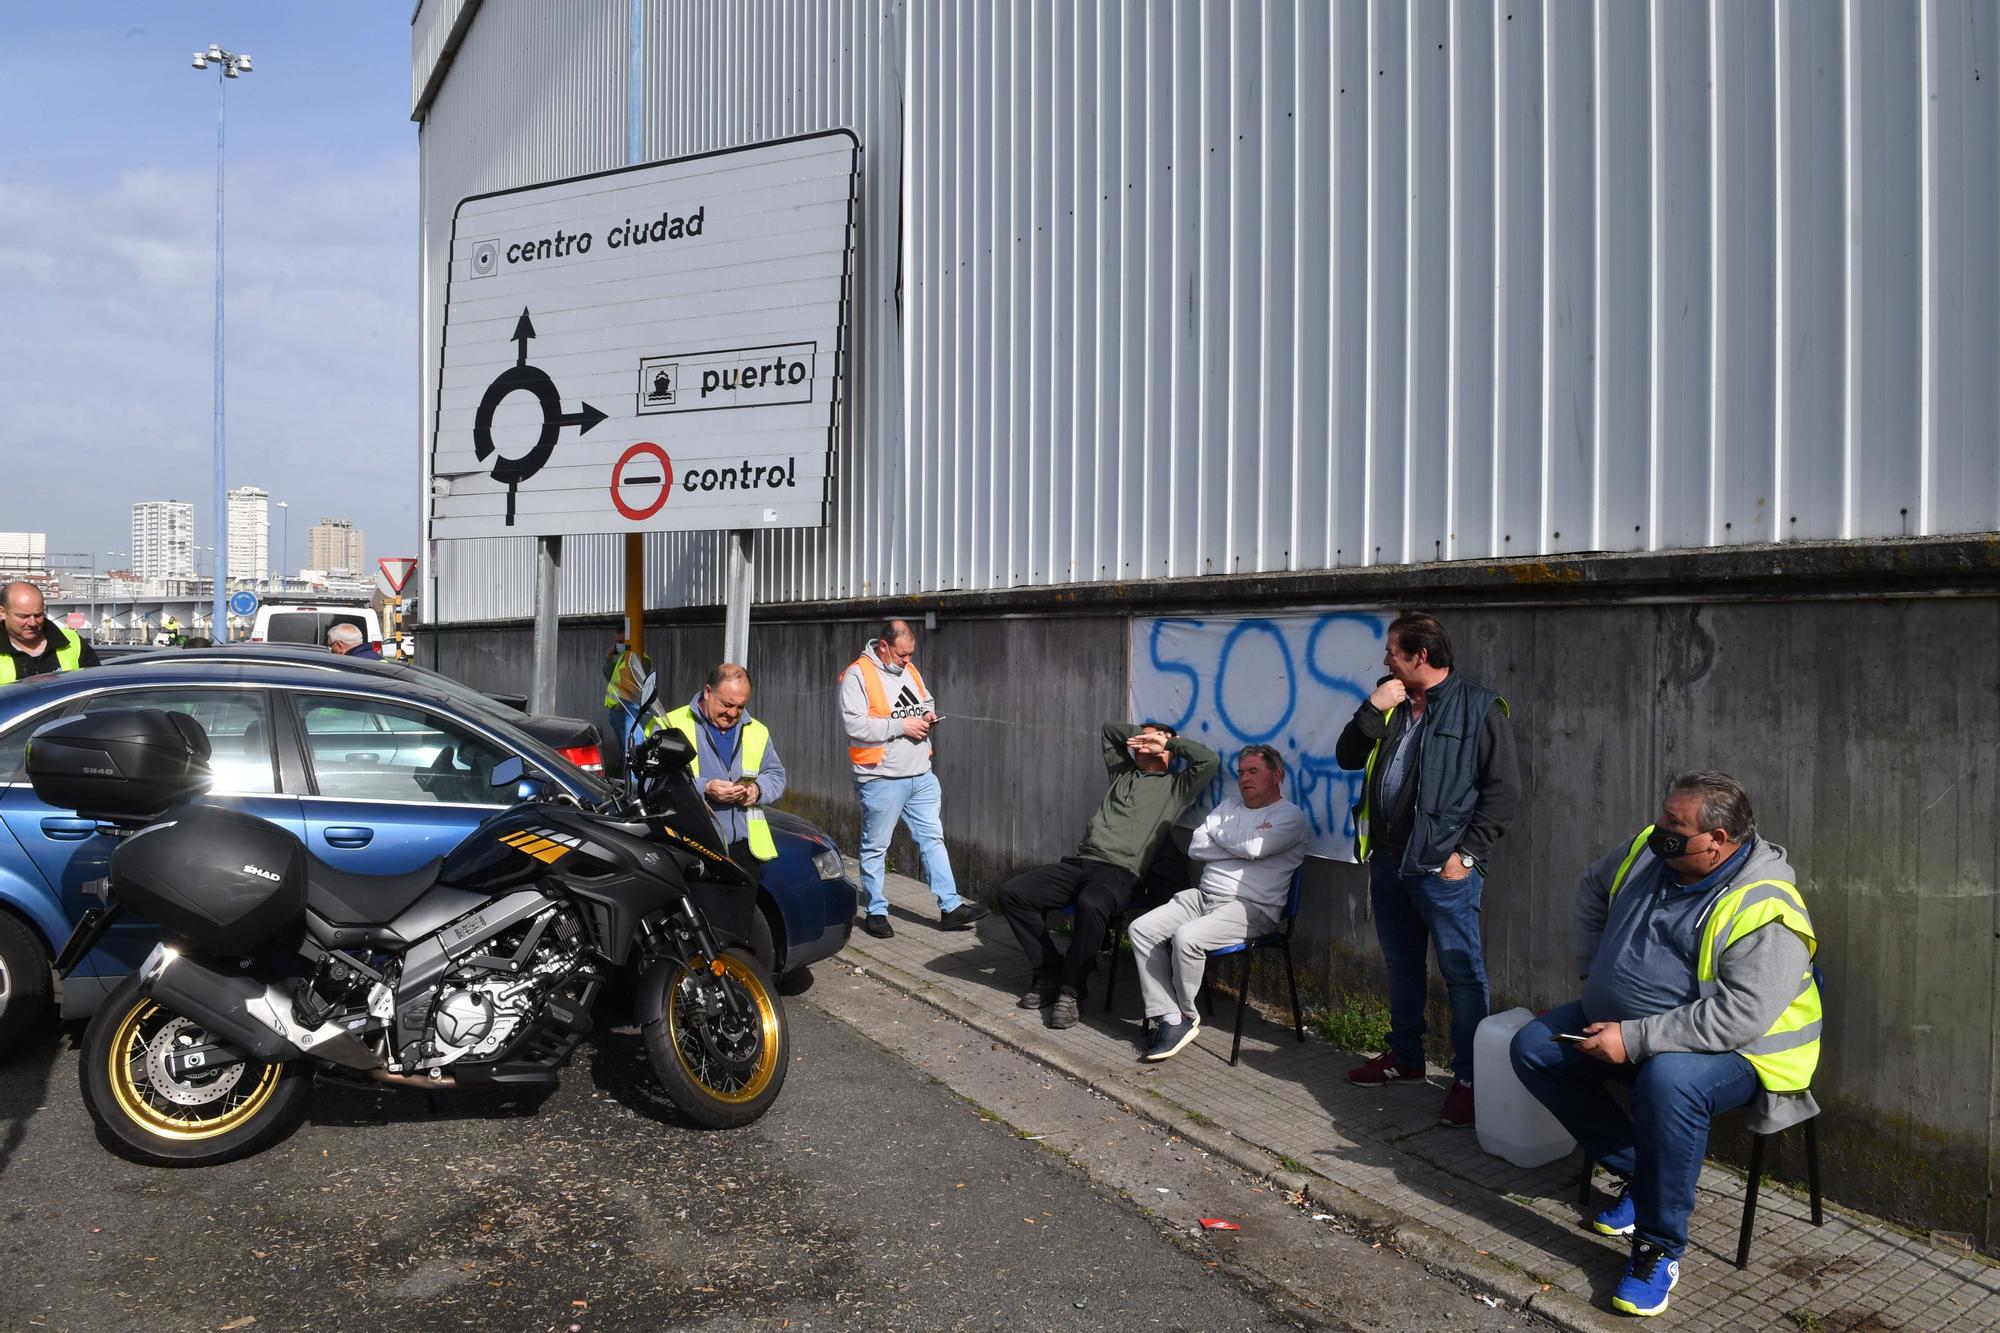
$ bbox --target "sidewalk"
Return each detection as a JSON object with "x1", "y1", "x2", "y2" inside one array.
[{"x1": 839, "y1": 868, "x2": 2000, "y2": 1332}]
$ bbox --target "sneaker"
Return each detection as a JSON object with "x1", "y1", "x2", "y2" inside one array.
[
  {"x1": 1437, "y1": 1079, "x2": 1476, "y2": 1128},
  {"x1": 1046, "y1": 991, "x2": 1081, "y2": 1029},
  {"x1": 1611, "y1": 1240, "x2": 1679, "y2": 1317},
  {"x1": 1591, "y1": 1177, "x2": 1636, "y2": 1236},
  {"x1": 939, "y1": 902, "x2": 990, "y2": 930},
  {"x1": 860, "y1": 913, "x2": 894, "y2": 939},
  {"x1": 1346, "y1": 1051, "x2": 1427, "y2": 1087},
  {"x1": 1016, "y1": 979, "x2": 1058, "y2": 1010},
  {"x1": 1143, "y1": 1015, "x2": 1201, "y2": 1062}
]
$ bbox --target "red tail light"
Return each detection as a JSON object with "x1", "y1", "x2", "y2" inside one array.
[{"x1": 558, "y1": 744, "x2": 604, "y2": 774}]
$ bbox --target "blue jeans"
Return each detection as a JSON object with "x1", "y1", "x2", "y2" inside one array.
[
  {"x1": 855, "y1": 772, "x2": 962, "y2": 917},
  {"x1": 1369, "y1": 855, "x2": 1489, "y2": 1081},
  {"x1": 1511, "y1": 1001, "x2": 1758, "y2": 1257}
]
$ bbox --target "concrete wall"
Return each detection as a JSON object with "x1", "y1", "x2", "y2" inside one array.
[{"x1": 425, "y1": 564, "x2": 1999, "y2": 1247}]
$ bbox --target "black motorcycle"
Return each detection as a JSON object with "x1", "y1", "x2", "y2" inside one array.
[{"x1": 29, "y1": 679, "x2": 787, "y2": 1166}]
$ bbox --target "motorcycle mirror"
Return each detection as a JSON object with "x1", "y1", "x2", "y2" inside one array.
[
  {"x1": 650, "y1": 728, "x2": 697, "y2": 770},
  {"x1": 490, "y1": 756, "x2": 525, "y2": 788}
]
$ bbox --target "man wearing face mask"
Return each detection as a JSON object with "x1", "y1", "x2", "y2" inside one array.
[{"x1": 1509, "y1": 772, "x2": 1822, "y2": 1318}]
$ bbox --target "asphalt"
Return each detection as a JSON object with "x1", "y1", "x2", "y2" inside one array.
[{"x1": 0, "y1": 991, "x2": 1401, "y2": 1333}]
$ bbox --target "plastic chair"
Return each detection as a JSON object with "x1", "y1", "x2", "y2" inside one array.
[
  {"x1": 1195, "y1": 866, "x2": 1309, "y2": 1067},
  {"x1": 1575, "y1": 963, "x2": 1825, "y2": 1268}
]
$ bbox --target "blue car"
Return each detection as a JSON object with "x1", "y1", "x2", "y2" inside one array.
[{"x1": 0, "y1": 658, "x2": 856, "y2": 1056}]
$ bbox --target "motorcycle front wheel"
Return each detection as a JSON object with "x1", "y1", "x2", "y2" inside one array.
[
  {"x1": 642, "y1": 949, "x2": 788, "y2": 1128},
  {"x1": 80, "y1": 976, "x2": 310, "y2": 1166}
]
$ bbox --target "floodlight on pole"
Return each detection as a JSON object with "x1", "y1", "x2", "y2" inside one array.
[{"x1": 190, "y1": 43, "x2": 252, "y2": 642}]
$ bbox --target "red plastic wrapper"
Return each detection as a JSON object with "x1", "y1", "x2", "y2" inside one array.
[{"x1": 1198, "y1": 1218, "x2": 1241, "y2": 1231}]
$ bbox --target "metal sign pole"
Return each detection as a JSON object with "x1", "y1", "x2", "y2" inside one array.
[
  {"x1": 723, "y1": 529, "x2": 752, "y2": 667},
  {"x1": 530, "y1": 536, "x2": 562, "y2": 714}
]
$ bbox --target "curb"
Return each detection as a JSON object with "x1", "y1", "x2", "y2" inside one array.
[{"x1": 839, "y1": 938, "x2": 1621, "y2": 1333}]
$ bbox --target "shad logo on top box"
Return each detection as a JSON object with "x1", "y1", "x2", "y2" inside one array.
[{"x1": 637, "y1": 343, "x2": 817, "y2": 416}]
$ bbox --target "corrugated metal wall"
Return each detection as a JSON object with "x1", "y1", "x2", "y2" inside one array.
[{"x1": 417, "y1": 0, "x2": 2000, "y2": 622}]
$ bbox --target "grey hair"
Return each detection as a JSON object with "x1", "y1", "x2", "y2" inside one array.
[
  {"x1": 327, "y1": 623, "x2": 364, "y2": 649},
  {"x1": 1238, "y1": 743, "x2": 1285, "y2": 777},
  {"x1": 1666, "y1": 771, "x2": 1756, "y2": 841}
]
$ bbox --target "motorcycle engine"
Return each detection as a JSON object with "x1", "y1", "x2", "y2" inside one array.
[{"x1": 420, "y1": 904, "x2": 587, "y2": 1067}]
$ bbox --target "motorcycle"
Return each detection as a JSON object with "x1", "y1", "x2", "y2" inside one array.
[{"x1": 30, "y1": 671, "x2": 787, "y2": 1166}]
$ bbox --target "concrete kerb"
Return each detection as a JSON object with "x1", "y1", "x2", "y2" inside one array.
[{"x1": 838, "y1": 939, "x2": 1621, "y2": 1333}]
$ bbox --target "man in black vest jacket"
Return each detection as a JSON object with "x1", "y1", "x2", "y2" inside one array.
[{"x1": 1335, "y1": 613, "x2": 1518, "y2": 1129}]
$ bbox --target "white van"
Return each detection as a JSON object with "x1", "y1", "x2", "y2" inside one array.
[{"x1": 249, "y1": 604, "x2": 382, "y2": 647}]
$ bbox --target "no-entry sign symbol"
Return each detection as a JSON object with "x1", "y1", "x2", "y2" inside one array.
[{"x1": 611, "y1": 442, "x2": 674, "y2": 520}]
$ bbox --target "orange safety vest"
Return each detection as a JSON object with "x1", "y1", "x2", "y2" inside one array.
[{"x1": 843, "y1": 653, "x2": 928, "y2": 767}]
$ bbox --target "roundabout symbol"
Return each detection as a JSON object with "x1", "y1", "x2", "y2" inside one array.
[{"x1": 472, "y1": 307, "x2": 608, "y2": 525}]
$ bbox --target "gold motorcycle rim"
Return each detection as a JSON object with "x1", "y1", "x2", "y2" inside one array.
[
  {"x1": 666, "y1": 955, "x2": 779, "y2": 1105},
  {"x1": 106, "y1": 999, "x2": 281, "y2": 1141}
]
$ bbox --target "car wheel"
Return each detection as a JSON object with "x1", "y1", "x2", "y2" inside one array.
[{"x1": 0, "y1": 911, "x2": 53, "y2": 1061}]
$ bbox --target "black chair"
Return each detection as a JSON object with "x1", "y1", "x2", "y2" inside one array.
[
  {"x1": 1576, "y1": 964, "x2": 1825, "y2": 1269},
  {"x1": 1194, "y1": 866, "x2": 1309, "y2": 1067}
]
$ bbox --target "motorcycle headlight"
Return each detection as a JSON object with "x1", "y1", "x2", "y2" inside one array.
[{"x1": 811, "y1": 846, "x2": 846, "y2": 881}]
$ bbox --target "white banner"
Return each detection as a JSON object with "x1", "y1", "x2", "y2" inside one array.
[{"x1": 1129, "y1": 611, "x2": 1394, "y2": 862}]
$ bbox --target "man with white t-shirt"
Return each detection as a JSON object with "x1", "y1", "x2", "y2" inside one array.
[{"x1": 1126, "y1": 744, "x2": 1308, "y2": 1062}]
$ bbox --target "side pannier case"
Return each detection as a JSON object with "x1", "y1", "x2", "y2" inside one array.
[{"x1": 111, "y1": 806, "x2": 308, "y2": 954}]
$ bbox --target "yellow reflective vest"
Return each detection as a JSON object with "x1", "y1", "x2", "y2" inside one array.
[
  {"x1": 1604, "y1": 826, "x2": 1823, "y2": 1093},
  {"x1": 0, "y1": 633, "x2": 86, "y2": 685},
  {"x1": 648, "y1": 704, "x2": 778, "y2": 861}
]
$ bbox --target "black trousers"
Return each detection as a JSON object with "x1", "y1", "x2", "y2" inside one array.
[{"x1": 995, "y1": 856, "x2": 1139, "y2": 996}]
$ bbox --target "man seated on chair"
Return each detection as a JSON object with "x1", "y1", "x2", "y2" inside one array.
[
  {"x1": 1509, "y1": 771, "x2": 1821, "y2": 1319},
  {"x1": 1125, "y1": 744, "x2": 1307, "y2": 1062},
  {"x1": 995, "y1": 722, "x2": 1219, "y2": 1031}
]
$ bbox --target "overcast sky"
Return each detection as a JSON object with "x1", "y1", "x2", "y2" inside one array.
[{"x1": 1, "y1": 3, "x2": 416, "y2": 576}]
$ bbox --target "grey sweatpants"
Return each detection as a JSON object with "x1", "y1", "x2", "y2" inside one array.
[{"x1": 1128, "y1": 887, "x2": 1280, "y2": 1021}]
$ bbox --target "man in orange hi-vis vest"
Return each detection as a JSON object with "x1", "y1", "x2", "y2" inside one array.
[{"x1": 839, "y1": 618, "x2": 988, "y2": 940}]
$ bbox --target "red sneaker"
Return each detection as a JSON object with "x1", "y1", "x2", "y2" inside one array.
[
  {"x1": 1438, "y1": 1080, "x2": 1476, "y2": 1128},
  {"x1": 1346, "y1": 1051, "x2": 1427, "y2": 1087}
]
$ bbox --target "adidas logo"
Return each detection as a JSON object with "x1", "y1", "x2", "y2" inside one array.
[{"x1": 891, "y1": 685, "x2": 927, "y2": 719}]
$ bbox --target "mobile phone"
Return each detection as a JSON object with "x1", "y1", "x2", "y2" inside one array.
[
  {"x1": 1553, "y1": 1032, "x2": 1592, "y2": 1044},
  {"x1": 928, "y1": 714, "x2": 946, "y2": 723}
]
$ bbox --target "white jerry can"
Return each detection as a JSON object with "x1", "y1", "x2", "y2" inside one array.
[{"x1": 1473, "y1": 1008, "x2": 1578, "y2": 1168}]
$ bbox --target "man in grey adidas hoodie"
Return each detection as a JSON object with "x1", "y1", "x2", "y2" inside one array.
[
  {"x1": 1510, "y1": 772, "x2": 1822, "y2": 1318},
  {"x1": 840, "y1": 619, "x2": 988, "y2": 938}
]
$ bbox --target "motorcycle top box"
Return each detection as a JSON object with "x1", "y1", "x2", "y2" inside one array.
[
  {"x1": 26, "y1": 708, "x2": 213, "y2": 820},
  {"x1": 110, "y1": 804, "x2": 308, "y2": 955}
]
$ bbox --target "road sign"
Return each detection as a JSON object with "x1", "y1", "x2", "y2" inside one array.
[
  {"x1": 228, "y1": 590, "x2": 260, "y2": 617},
  {"x1": 377, "y1": 557, "x2": 418, "y2": 597},
  {"x1": 64, "y1": 613, "x2": 86, "y2": 630},
  {"x1": 428, "y1": 131, "x2": 860, "y2": 541}
]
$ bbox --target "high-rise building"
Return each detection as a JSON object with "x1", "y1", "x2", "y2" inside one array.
[
  {"x1": 133, "y1": 501, "x2": 196, "y2": 585},
  {"x1": 307, "y1": 518, "x2": 365, "y2": 576},
  {"x1": 227, "y1": 486, "x2": 270, "y2": 585}
]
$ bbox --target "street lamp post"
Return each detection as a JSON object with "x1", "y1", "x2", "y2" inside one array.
[
  {"x1": 190, "y1": 43, "x2": 252, "y2": 652},
  {"x1": 105, "y1": 552, "x2": 126, "y2": 644}
]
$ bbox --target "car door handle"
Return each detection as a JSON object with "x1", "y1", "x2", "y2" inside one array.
[
  {"x1": 322, "y1": 826, "x2": 374, "y2": 849},
  {"x1": 39, "y1": 818, "x2": 100, "y2": 842}
]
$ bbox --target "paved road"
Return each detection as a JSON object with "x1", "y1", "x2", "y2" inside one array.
[{"x1": 0, "y1": 972, "x2": 1536, "y2": 1332}]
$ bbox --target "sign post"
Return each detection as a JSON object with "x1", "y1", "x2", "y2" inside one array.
[
  {"x1": 376, "y1": 558, "x2": 418, "y2": 658},
  {"x1": 428, "y1": 133, "x2": 859, "y2": 687}
]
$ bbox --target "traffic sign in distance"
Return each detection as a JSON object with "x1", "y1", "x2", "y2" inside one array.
[
  {"x1": 228, "y1": 590, "x2": 260, "y2": 617},
  {"x1": 378, "y1": 558, "x2": 419, "y2": 597}
]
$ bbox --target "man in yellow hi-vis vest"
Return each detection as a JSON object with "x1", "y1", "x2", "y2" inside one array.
[
  {"x1": 645, "y1": 663, "x2": 786, "y2": 876},
  {"x1": 1510, "y1": 772, "x2": 1822, "y2": 1319},
  {"x1": 2, "y1": 581, "x2": 100, "y2": 684}
]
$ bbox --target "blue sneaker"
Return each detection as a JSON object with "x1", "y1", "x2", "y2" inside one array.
[
  {"x1": 1591, "y1": 1177, "x2": 1635, "y2": 1236},
  {"x1": 1143, "y1": 1015, "x2": 1201, "y2": 1062},
  {"x1": 1611, "y1": 1240, "x2": 1679, "y2": 1317}
]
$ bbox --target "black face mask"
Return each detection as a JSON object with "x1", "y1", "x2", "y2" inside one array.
[{"x1": 1647, "y1": 828, "x2": 1711, "y2": 860}]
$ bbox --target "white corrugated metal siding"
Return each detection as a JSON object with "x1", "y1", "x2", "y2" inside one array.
[{"x1": 416, "y1": 0, "x2": 2000, "y2": 622}]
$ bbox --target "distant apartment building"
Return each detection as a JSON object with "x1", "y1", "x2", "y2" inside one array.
[
  {"x1": 308, "y1": 518, "x2": 364, "y2": 576},
  {"x1": 133, "y1": 501, "x2": 196, "y2": 585},
  {"x1": 0, "y1": 532, "x2": 46, "y2": 575},
  {"x1": 227, "y1": 486, "x2": 270, "y2": 585}
]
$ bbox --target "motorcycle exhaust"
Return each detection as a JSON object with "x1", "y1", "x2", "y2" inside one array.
[
  {"x1": 140, "y1": 946, "x2": 303, "y2": 1064},
  {"x1": 368, "y1": 1069, "x2": 458, "y2": 1090}
]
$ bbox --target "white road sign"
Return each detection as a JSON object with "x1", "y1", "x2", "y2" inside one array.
[{"x1": 428, "y1": 131, "x2": 860, "y2": 540}]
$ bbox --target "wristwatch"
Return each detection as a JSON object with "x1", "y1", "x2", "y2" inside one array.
[{"x1": 1455, "y1": 851, "x2": 1478, "y2": 872}]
